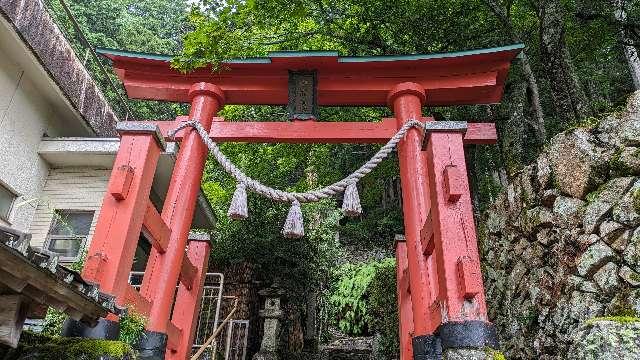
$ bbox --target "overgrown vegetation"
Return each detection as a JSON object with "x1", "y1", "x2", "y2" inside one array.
[
  {"x1": 0, "y1": 331, "x2": 134, "y2": 360},
  {"x1": 366, "y1": 259, "x2": 399, "y2": 358},
  {"x1": 327, "y1": 259, "x2": 398, "y2": 354},
  {"x1": 329, "y1": 261, "x2": 380, "y2": 335},
  {"x1": 118, "y1": 310, "x2": 147, "y2": 347},
  {"x1": 41, "y1": 309, "x2": 66, "y2": 337},
  {"x1": 587, "y1": 316, "x2": 640, "y2": 324}
]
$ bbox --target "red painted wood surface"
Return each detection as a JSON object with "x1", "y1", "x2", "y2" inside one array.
[
  {"x1": 141, "y1": 83, "x2": 223, "y2": 333},
  {"x1": 210, "y1": 118, "x2": 398, "y2": 143},
  {"x1": 457, "y1": 257, "x2": 482, "y2": 299},
  {"x1": 420, "y1": 212, "x2": 435, "y2": 257},
  {"x1": 396, "y1": 239, "x2": 414, "y2": 360},
  {"x1": 102, "y1": 48, "x2": 520, "y2": 106},
  {"x1": 143, "y1": 201, "x2": 170, "y2": 253},
  {"x1": 81, "y1": 132, "x2": 161, "y2": 307},
  {"x1": 168, "y1": 239, "x2": 211, "y2": 360},
  {"x1": 443, "y1": 165, "x2": 464, "y2": 202},
  {"x1": 456, "y1": 122, "x2": 498, "y2": 145},
  {"x1": 424, "y1": 131, "x2": 489, "y2": 322},
  {"x1": 390, "y1": 83, "x2": 438, "y2": 335},
  {"x1": 134, "y1": 118, "x2": 497, "y2": 145},
  {"x1": 178, "y1": 255, "x2": 197, "y2": 290},
  {"x1": 122, "y1": 284, "x2": 152, "y2": 316},
  {"x1": 108, "y1": 165, "x2": 134, "y2": 201},
  {"x1": 166, "y1": 321, "x2": 183, "y2": 352}
]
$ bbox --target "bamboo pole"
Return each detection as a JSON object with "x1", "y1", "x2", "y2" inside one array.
[{"x1": 190, "y1": 298, "x2": 239, "y2": 360}]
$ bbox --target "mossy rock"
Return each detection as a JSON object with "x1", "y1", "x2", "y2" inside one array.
[
  {"x1": 569, "y1": 318, "x2": 640, "y2": 360},
  {"x1": 633, "y1": 188, "x2": 640, "y2": 213},
  {"x1": 0, "y1": 331, "x2": 136, "y2": 360}
]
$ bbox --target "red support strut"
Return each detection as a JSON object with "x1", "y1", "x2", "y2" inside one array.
[
  {"x1": 424, "y1": 129, "x2": 489, "y2": 321},
  {"x1": 167, "y1": 233, "x2": 212, "y2": 360},
  {"x1": 395, "y1": 236, "x2": 415, "y2": 360},
  {"x1": 82, "y1": 125, "x2": 164, "y2": 320}
]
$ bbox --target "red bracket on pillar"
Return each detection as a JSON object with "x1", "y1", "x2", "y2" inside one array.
[
  {"x1": 457, "y1": 256, "x2": 482, "y2": 299},
  {"x1": 108, "y1": 165, "x2": 134, "y2": 201},
  {"x1": 443, "y1": 165, "x2": 464, "y2": 203},
  {"x1": 179, "y1": 253, "x2": 197, "y2": 290},
  {"x1": 143, "y1": 201, "x2": 170, "y2": 253},
  {"x1": 420, "y1": 212, "x2": 435, "y2": 257}
]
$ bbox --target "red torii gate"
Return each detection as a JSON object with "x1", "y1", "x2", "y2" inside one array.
[{"x1": 71, "y1": 45, "x2": 523, "y2": 360}]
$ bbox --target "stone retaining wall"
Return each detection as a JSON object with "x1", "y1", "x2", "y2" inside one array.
[{"x1": 480, "y1": 92, "x2": 640, "y2": 359}]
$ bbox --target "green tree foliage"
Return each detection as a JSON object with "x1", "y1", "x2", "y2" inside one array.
[
  {"x1": 173, "y1": 0, "x2": 639, "y2": 215},
  {"x1": 367, "y1": 258, "x2": 400, "y2": 358},
  {"x1": 329, "y1": 261, "x2": 379, "y2": 335},
  {"x1": 44, "y1": 0, "x2": 190, "y2": 120},
  {"x1": 327, "y1": 258, "x2": 398, "y2": 356}
]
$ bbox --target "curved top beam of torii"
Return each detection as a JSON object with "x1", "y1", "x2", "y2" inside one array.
[{"x1": 97, "y1": 44, "x2": 523, "y2": 107}]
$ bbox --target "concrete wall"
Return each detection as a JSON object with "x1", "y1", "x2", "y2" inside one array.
[
  {"x1": 0, "y1": 0, "x2": 120, "y2": 233},
  {"x1": 29, "y1": 168, "x2": 109, "y2": 253},
  {"x1": 0, "y1": 0, "x2": 118, "y2": 136},
  {"x1": 0, "y1": 48, "x2": 58, "y2": 232}
]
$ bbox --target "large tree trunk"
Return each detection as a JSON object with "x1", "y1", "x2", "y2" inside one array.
[
  {"x1": 520, "y1": 53, "x2": 547, "y2": 141},
  {"x1": 614, "y1": 0, "x2": 640, "y2": 89},
  {"x1": 483, "y1": 0, "x2": 547, "y2": 142},
  {"x1": 536, "y1": 0, "x2": 591, "y2": 126}
]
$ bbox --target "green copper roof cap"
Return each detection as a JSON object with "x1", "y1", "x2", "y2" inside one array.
[
  {"x1": 339, "y1": 43, "x2": 525, "y2": 62},
  {"x1": 96, "y1": 43, "x2": 524, "y2": 64}
]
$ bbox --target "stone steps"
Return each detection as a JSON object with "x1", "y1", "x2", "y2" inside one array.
[{"x1": 318, "y1": 335, "x2": 374, "y2": 360}]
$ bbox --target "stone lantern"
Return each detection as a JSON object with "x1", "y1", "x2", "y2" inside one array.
[{"x1": 252, "y1": 286, "x2": 285, "y2": 360}]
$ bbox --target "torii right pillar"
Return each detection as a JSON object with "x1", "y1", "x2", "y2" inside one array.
[{"x1": 389, "y1": 82, "x2": 498, "y2": 360}]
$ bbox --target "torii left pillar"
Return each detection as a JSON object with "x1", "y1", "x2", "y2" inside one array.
[{"x1": 138, "y1": 83, "x2": 224, "y2": 358}]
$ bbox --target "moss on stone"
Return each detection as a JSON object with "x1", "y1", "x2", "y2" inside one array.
[
  {"x1": 586, "y1": 316, "x2": 640, "y2": 325},
  {"x1": 606, "y1": 290, "x2": 639, "y2": 318},
  {"x1": 1, "y1": 331, "x2": 135, "y2": 359},
  {"x1": 568, "y1": 116, "x2": 601, "y2": 131},
  {"x1": 585, "y1": 184, "x2": 606, "y2": 204},
  {"x1": 484, "y1": 347, "x2": 506, "y2": 360},
  {"x1": 609, "y1": 147, "x2": 633, "y2": 176},
  {"x1": 632, "y1": 188, "x2": 640, "y2": 213}
]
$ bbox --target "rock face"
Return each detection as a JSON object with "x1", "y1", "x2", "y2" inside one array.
[
  {"x1": 480, "y1": 92, "x2": 640, "y2": 360},
  {"x1": 547, "y1": 129, "x2": 611, "y2": 199},
  {"x1": 568, "y1": 319, "x2": 640, "y2": 360}
]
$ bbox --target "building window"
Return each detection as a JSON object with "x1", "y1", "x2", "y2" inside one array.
[
  {"x1": 45, "y1": 210, "x2": 94, "y2": 261},
  {"x1": 0, "y1": 182, "x2": 17, "y2": 222}
]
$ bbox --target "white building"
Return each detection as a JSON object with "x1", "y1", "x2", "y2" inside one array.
[{"x1": 0, "y1": 0, "x2": 215, "y2": 267}]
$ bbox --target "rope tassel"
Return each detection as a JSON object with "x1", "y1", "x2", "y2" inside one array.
[
  {"x1": 342, "y1": 182, "x2": 362, "y2": 217},
  {"x1": 282, "y1": 200, "x2": 304, "y2": 238},
  {"x1": 228, "y1": 183, "x2": 248, "y2": 220}
]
